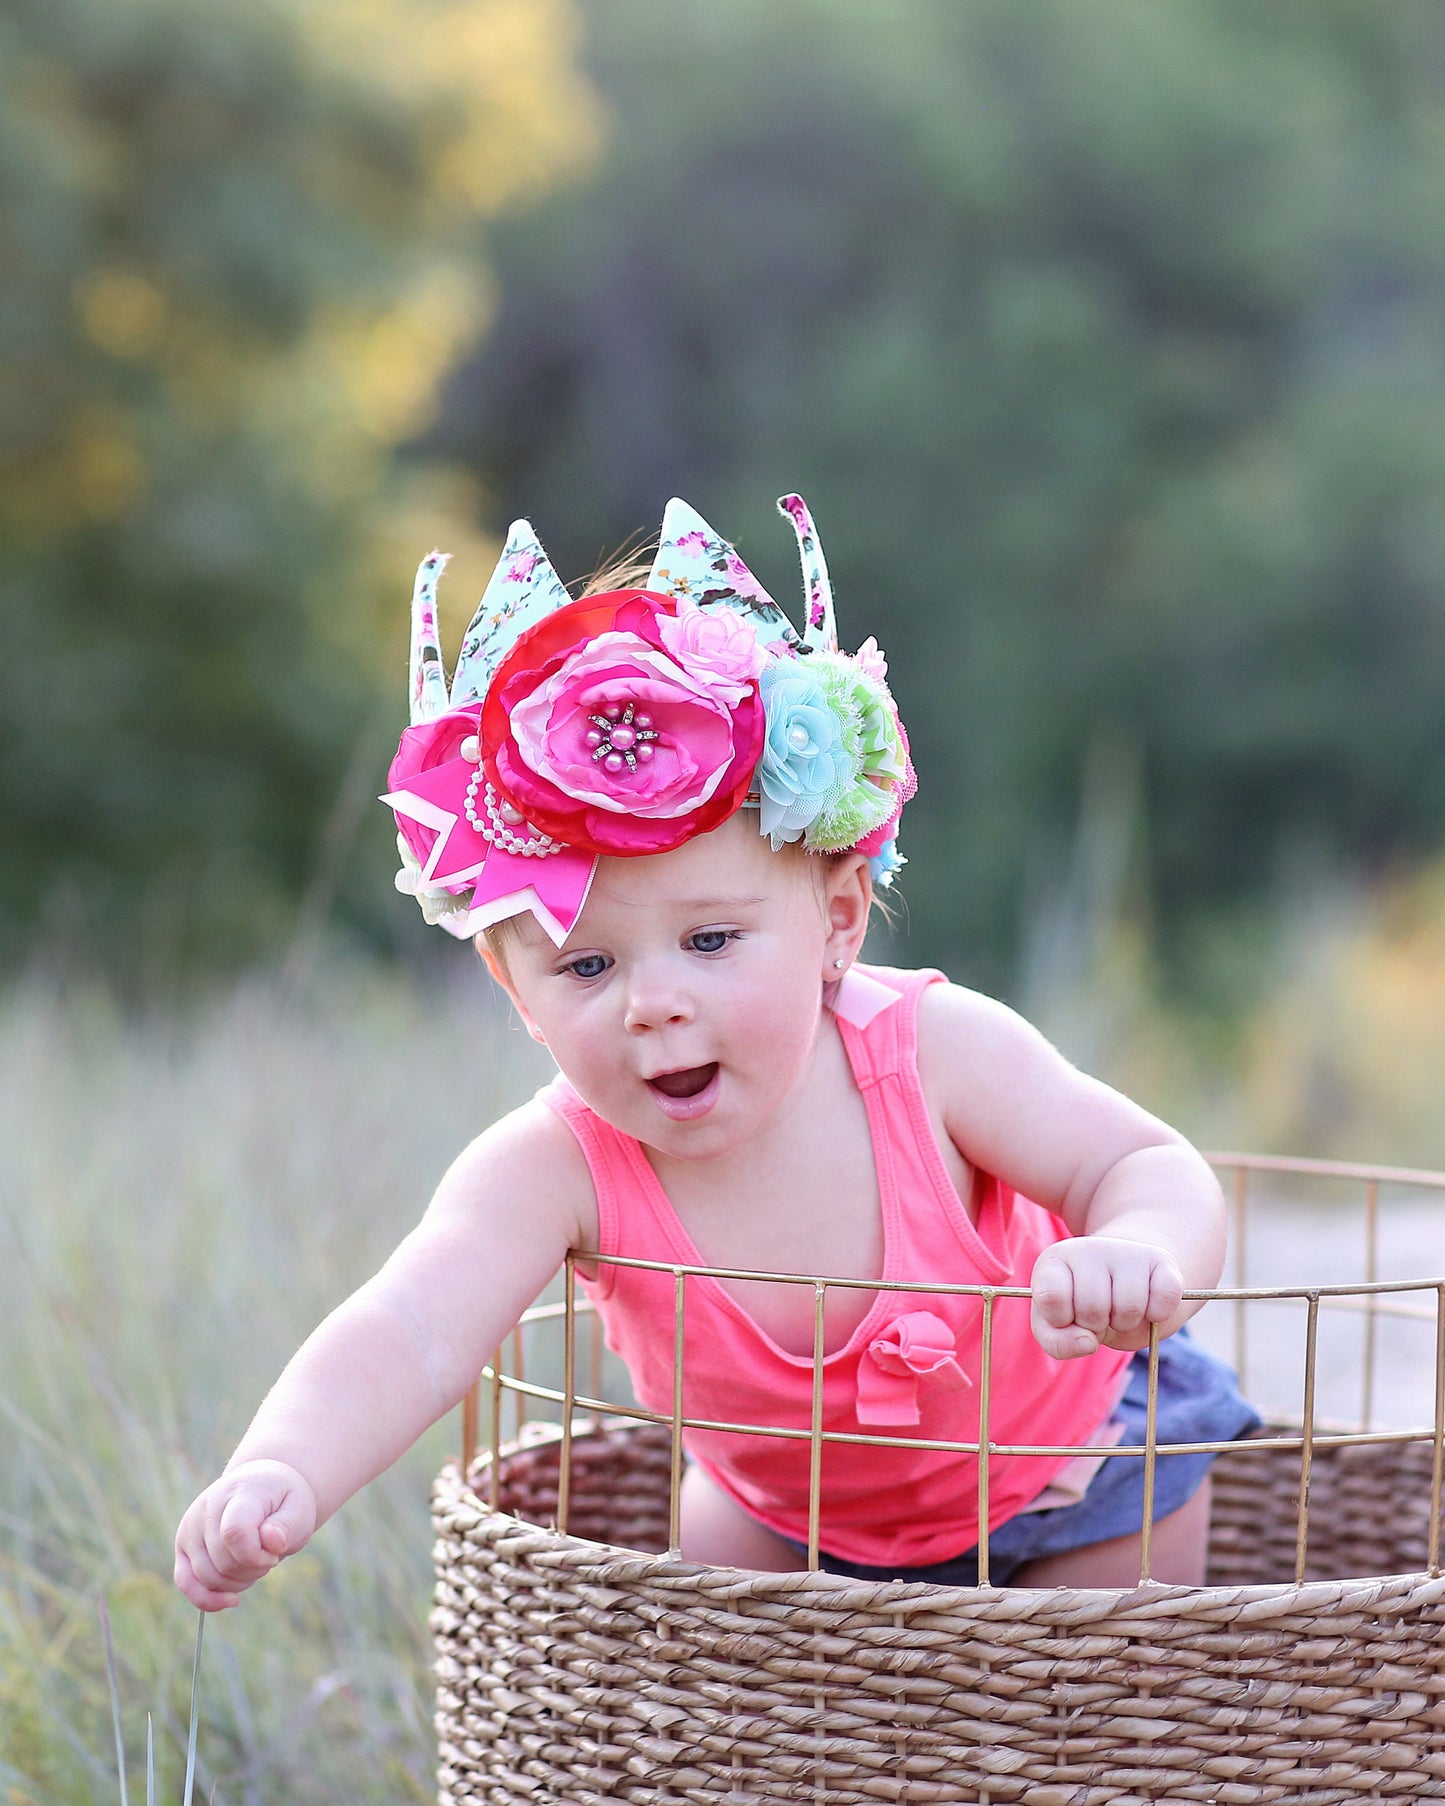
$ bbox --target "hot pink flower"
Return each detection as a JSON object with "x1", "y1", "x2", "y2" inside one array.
[
  {"x1": 482, "y1": 590, "x2": 764, "y2": 856},
  {"x1": 387, "y1": 703, "x2": 487, "y2": 889},
  {"x1": 867, "y1": 1311, "x2": 966, "y2": 1381}
]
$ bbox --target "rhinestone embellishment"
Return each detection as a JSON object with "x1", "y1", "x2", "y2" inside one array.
[{"x1": 585, "y1": 702, "x2": 659, "y2": 775}]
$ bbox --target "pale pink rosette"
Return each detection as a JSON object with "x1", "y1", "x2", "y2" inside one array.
[
  {"x1": 656, "y1": 596, "x2": 768, "y2": 697},
  {"x1": 482, "y1": 590, "x2": 765, "y2": 856}
]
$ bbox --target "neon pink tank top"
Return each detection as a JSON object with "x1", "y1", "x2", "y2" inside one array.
[{"x1": 543, "y1": 963, "x2": 1131, "y2": 1567}]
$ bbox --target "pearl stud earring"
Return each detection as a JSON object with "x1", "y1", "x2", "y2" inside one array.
[{"x1": 832, "y1": 958, "x2": 846, "y2": 970}]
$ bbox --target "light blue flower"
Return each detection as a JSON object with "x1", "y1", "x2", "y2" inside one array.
[
  {"x1": 868, "y1": 836, "x2": 906, "y2": 888},
  {"x1": 756, "y1": 662, "x2": 853, "y2": 848}
]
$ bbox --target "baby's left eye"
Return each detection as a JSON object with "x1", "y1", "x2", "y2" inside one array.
[
  {"x1": 687, "y1": 929, "x2": 735, "y2": 955},
  {"x1": 564, "y1": 953, "x2": 611, "y2": 980}
]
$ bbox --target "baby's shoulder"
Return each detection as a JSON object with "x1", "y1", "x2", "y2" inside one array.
[
  {"x1": 913, "y1": 977, "x2": 1060, "y2": 1096},
  {"x1": 914, "y1": 973, "x2": 1029, "y2": 1045},
  {"x1": 438, "y1": 1095, "x2": 601, "y2": 1254},
  {"x1": 857, "y1": 963, "x2": 1028, "y2": 1039}
]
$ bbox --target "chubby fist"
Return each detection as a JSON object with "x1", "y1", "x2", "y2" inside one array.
[
  {"x1": 174, "y1": 1460, "x2": 318, "y2": 1612},
  {"x1": 1029, "y1": 1235, "x2": 1185, "y2": 1361}
]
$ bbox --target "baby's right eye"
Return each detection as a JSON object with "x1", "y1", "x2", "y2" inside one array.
[{"x1": 563, "y1": 953, "x2": 610, "y2": 981}]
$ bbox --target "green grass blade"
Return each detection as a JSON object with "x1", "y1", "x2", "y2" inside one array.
[
  {"x1": 99, "y1": 1595, "x2": 130, "y2": 1806},
  {"x1": 181, "y1": 1610, "x2": 205, "y2": 1806}
]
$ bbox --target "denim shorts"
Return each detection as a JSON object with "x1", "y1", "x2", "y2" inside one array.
[{"x1": 797, "y1": 1329, "x2": 1260, "y2": 1588}]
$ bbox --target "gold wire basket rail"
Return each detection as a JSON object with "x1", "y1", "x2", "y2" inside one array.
[{"x1": 433, "y1": 1154, "x2": 1445, "y2": 1805}]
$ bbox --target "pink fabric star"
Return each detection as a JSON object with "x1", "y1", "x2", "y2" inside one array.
[{"x1": 382, "y1": 717, "x2": 597, "y2": 946}]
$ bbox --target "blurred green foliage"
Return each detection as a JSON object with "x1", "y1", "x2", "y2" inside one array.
[
  {"x1": 436, "y1": 0, "x2": 1445, "y2": 987},
  {"x1": 5, "y1": 0, "x2": 1445, "y2": 989},
  {"x1": 0, "y1": 0, "x2": 596, "y2": 974}
]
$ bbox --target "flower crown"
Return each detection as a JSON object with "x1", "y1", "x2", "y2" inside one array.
[{"x1": 381, "y1": 495, "x2": 914, "y2": 944}]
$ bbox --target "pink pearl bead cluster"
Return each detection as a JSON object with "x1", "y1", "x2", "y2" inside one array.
[{"x1": 586, "y1": 701, "x2": 659, "y2": 775}]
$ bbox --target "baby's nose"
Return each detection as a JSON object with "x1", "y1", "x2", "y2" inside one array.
[{"x1": 623, "y1": 964, "x2": 694, "y2": 1033}]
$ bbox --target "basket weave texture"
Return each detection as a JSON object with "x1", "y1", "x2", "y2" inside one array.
[{"x1": 433, "y1": 1421, "x2": 1445, "y2": 1805}]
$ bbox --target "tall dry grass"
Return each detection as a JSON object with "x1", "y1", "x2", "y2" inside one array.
[{"x1": 0, "y1": 955, "x2": 549, "y2": 1804}]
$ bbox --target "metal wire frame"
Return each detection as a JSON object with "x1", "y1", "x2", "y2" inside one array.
[{"x1": 463, "y1": 1154, "x2": 1445, "y2": 1587}]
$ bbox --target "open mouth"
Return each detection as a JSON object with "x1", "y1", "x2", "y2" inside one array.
[{"x1": 647, "y1": 1063, "x2": 718, "y2": 1100}]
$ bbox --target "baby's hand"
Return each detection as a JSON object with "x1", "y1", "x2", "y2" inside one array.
[
  {"x1": 174, "y1": 1460, "x2": 318, "y2": 1612},
  {"x1": 1029, "y1": 1236, "x2": 1185, "y2": 1360}
]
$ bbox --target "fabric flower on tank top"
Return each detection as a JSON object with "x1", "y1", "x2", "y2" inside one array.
[{"x1": 856, "y1": 1310, "x2": 973, "y2": 1427}]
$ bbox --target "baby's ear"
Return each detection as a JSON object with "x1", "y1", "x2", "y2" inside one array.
[
  {"x1": 475, "y1": 933, "x2": 505, "y2": 987},
  {"x1": 823, "y1": 852, "x2": 872, "y2": 964},
  {"x1": 476, "y1": 937, "x2": 548, "y2": 1044}
]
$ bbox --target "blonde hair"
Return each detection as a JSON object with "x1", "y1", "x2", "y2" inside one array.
[{"x1": 569, "y1": 540, "x2": 657, "y2": 599}]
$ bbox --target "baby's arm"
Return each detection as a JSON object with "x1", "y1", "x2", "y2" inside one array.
[
  {"x1": 174, "y1": 1103, "x2": 590, "y2": 1610},
  {"x1": 920, "y1": 986, "x2": 1226, "y2": 1360}
]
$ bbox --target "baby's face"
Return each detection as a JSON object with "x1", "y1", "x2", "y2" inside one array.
[{"x1": 487, "y1": 815, "x2": 868, "y2": 1163}]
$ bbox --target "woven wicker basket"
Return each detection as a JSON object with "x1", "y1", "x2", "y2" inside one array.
[{"x1": 432, "y1": 1157, "x2": 1445, "y2": 1804}]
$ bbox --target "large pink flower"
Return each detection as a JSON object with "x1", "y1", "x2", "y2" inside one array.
[{"x1": 482, "y1": 590, "x2": 764, "y2": 855}]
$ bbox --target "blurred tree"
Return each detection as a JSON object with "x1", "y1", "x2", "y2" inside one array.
[
  {"x1": 0, "y1": 0, "x2": 598, "y2": 975},
  {"x1": 431, "y1": 0, "x2": 1445, "y2": 990}
]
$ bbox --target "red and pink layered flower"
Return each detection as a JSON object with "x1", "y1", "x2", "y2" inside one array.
[{"x1": 481, "y1": 590, "x2": 765, "y2": 856}]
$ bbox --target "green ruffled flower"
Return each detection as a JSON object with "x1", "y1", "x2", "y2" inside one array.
[{"x1": 804, "y1": 654, "x2": 907, "y2": 851}]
